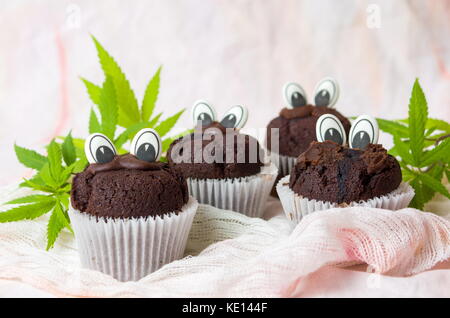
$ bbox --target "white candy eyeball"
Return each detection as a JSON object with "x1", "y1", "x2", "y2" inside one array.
[
  {"x1": 192, "y1": 100, "x2": 217, "y2": 127},
  {"x1": 283, "y1": 82, "x2": 308, "y2": 109},
  {"x1": 349, "y1": 115, "x2": 379, "y2": 149},
  {"x1": 220, "y1": 105, "x2": 248, "y2": 129},
  {"x1": 316, "y1": 114, "x2": 347, "y2": 146},
  {"x1": 85, "y1": 133, "x2": 117, "y2": 164},
  {"x1": 313, "y1": 77, "x2": 340, "y2": 108},
  {"x1": 130, "y1": 128, "x2": 162, "y2": 162}
]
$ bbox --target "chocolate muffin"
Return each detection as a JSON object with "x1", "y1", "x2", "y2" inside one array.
[
  {"x1": 166, "y1": 100, "x2": 277, "y2": 218},
  {"x1": 266, "y1": 78, "x2": 351, "y2": 197},
  {"x1": 289, "y1": 141, "x2": 402, "y2": 204},
  {"x1": 167, "y1": 121, "x2": 264, "y2": 179},
  {"x1": 267, "y1": 78, "x2": 351, "y2": 157},
  {"x1": 277, "y1": 114, "x2": 414, "y2": 224},
  {"x1": 68, "y1": 129, "x2": 198, "y2": 281},
  {"x1": 267, "y1": 105, "x2": 351, "y2": 158},
  {"x1": 71, "y1": 154, "x2": 189, "y2": 219}
]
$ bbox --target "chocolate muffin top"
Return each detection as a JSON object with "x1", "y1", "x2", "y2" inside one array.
[
  {"x1": 167, "y1": 101, "x2": 264, "y2": 179},
  {"x1": 266, "y1": 78, "x2": 351, "y2": 158},
  {"x1": 71, "y1": 130, "x2": 189, "y2": 219},
  {"x1": 167, "y1": 122, "x2": 264, "y2": 179},
  {"x1": 289, "y1": 141, "x2": 402, "y2": 204},
  {"x1": 267, "y1": 105, "x2": 351, "y2": 157}
]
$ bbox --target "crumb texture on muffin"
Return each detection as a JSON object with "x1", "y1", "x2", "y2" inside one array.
[
  {"x1": 71, "y1": 154, "x2": 189, "y2": 219},
  {"x1": 167, "y1": 122, "x2": 264, "y2": 179},
  {"x1": 289, "y1": 141, "x2": 402, "y2": 204},
  {"x1": 266, "y1": 106, "x2": 351, "y2": 158}
]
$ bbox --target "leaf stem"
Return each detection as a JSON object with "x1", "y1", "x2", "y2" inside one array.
[{"x1": 434, "y1": 134, "x2": 450, "y2": 146}]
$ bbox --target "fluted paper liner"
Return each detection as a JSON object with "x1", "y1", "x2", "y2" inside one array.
[
  {"x1": 277, "y1": 175, "x2": 415, "y2": 224},
  {"x1": 270, "y1": 152, "x2": 297, "y2": 177},
  {"x1": 186, "y1": 163, "x2": 278, "y2": 218},
  {"x1": 68, "y1": 197, "x2": 198, "y2": 282}
]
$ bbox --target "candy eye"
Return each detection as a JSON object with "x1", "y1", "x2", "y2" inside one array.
[
  {"x1": 316, "y1": 114, "x2": 346, "y2": 146},
  {"x1": 130, "y1": 128, "x2": 162, "y2": 162},
  {"x1": 313, "y1": 77, "x2": 340, "y2": 107},
  {"x1": 220, "y1": 105, "x2": 248, "y2": 129},
  {"x1": 85, "y1": 133, "x2": 117, "y2": 164},
  {"x1": 192, "y1": 100, "x2": 217, "y2": 126},
  {"x1": 349, "y1": 115, "x2": 379, "y2": 149},
  {"x1": 283, "y1": 82, "x2": 308, "y2": 108}
]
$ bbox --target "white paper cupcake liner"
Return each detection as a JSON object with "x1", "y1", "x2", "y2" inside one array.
[
  {"x1": 270, "y1": 152, "x2": 297, "y2": 177},
  {"x1": 186, "y1": 163, "x2": 278, "y2": 218},
  {"x1": 68, "y1": 197, "x2": 198, "y2": 282},
  {"x1": 276, "y1": 175, "x2": 415, "y2": 224}
]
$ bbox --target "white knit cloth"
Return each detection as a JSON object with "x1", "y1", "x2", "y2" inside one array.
[{"x1": 0, "y1": 184, "x2": 449, "y2": 297}]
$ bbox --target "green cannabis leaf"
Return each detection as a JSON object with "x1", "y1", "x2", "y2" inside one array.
[
  {"x1": 82, "y1": 36, "x2": 189, "y2": 153},
  {"x1": 92, "y1": 36, "x2": 140, "y2": 127},
  {"x1": 377, "y1": 79, "x2": 450, "y2": 210},
  {"x1": 141, "y1": 66, "x2": 161, "y2": 122},
  {"x1": 14, "y1": 145, "x2": 47, "y2": 170},
  {"x1": 2, "y1": 136, "x2": 75, "y2": 250},
  {"x1": 61, "y1": 132, "x2": 77, "y2": 166},
  {"x1": 97, "y1": 76, "x2": 118, "y2": 139},
  {"x1": 2, "y1": 35, "x2": 189, "y2": 249}
]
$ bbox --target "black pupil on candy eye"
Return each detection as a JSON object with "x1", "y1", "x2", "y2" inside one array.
[
  {"x1": 315, "y1": 90, "x2": 330, "y2": 107},
  {"x1": 324, "y1": 128, "x2": 343, "y2": 145},
  {"x1": 136, "y1": 143, "x2": 156, "y2": 162},
  {"x1": 198, "y1": 113, "x2": 213, "y2": 126},
  {"x1": 352, "y1": 131, "x2": 371, "y2": 149},
  {"x1": 291, "y1": 92, "x2": 306, "y2": 107},
  {"x1": 95, "y1": 146, "x2": 115, "y2": 164},
  {"x1": 220, "y1": 114, "x2": 237, "y2": 128}
]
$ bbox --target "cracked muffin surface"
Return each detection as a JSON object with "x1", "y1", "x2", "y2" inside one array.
[
  {"x1": 70, "y1": 154, "x2": 189, "y2": 219},
  {"x1": 289, "y1": 141, "x2": 402, "y2": 204}
]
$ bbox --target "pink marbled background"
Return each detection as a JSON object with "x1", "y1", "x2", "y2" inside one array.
[{"x1": 0, "y1": 0, "x2": 449, "y2": 185}]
